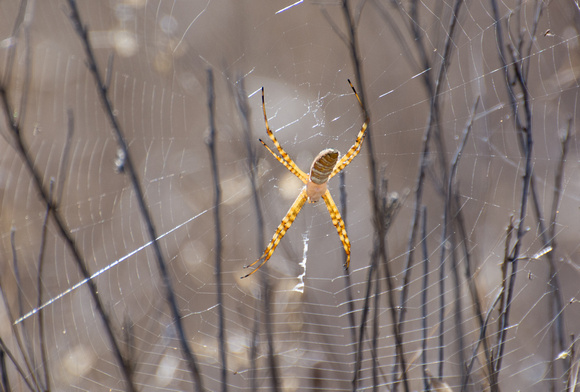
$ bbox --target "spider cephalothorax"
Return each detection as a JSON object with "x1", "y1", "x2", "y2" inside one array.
[{"x1": 242, "y1": 81, "x2": 368, "y2": 278}]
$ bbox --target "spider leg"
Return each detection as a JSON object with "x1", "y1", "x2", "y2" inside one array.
[
  {"x1": 261, "y1": 87, "x2": 309, "y2": 183},
  {"x1": 242, "y1": 188, "x2": 309, "y2": 278},
  {"x1": 260, "y1": 139, "x2": 308, "y2": 184},
  {"x1": 330, "y1": 80, "x2": 369, "y2": 179},
  {"x1": 321, "y1": 190, "x2": 351, "y2": 270}
]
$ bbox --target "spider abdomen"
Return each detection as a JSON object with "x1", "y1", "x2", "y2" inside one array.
[
  {"x1": 310, "y1": 148, "x2": 339, "y2": 184},
  {"x1": 307, "y1": 148, "x2": 339, "y2": 202}
]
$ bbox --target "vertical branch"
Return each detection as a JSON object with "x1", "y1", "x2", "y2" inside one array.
[
  {"x1": 262, "y1": 280, "x2": 280, "y2": 391},
  {"x1": 371, "y1": 265, "x2": 380, "y2": 391},
  {"x1": 0, "y1": 334, "x2": 36, "y2": 391},
  {"x1": 489, "y1": 1, "x2": 544, "y2": 388},
  {"x1": 233, "y1": 77, "x2": 279, "y2": 391},
  {"x1": 37, "y1": 184, "x2": 52, "y2": 391},
  {"x1": 397, "y1": 0, "x2": 464, "y2": 348},
  {"x1": 0, "y1": 346, "x2": 9, "y2": 392},
  {"x1": 10, "y1": 230, "x2": 43, "y2": 391},
  {"x1": 233, "y1": 78, "x2": 260, "y2": 390},
  {"x1": 206, "y1": 69, "x2": 227, "y2": 391},
  {"x1": 540, "y1": 118, "x2": 573, "y2": 387},
  {"x1": 65, "y1": 1, "x2": 203, "y2": 389},
  {"x1": 353, "y1": 251, "x2": 377, "y2": 391},
  {"x1": 420, "y1": 206, "x2": 430, "y2": 392},
  {"x1": 441, "y1": 96, "x2": 479, "y2": 382},
  {"x1": 340, "y1": 1, "x2": 409, "y2": 389},
  {"x1": 339, "y1": 171, "x2": 358, "y2": 347}
]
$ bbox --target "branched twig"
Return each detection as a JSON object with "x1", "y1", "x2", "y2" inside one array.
[
  {"x1": 339, "y1": 1, "x2": 410, "y2": 390},
  {"x1": 397, "y1": 1, "x2": 465, "y2": 356},
  {"x1": 489, "y1": 1, "x2": 545, "y2": 389},
  {"x1": 206, "y1": 69, "x2": 227, "y2": 392},
  {"x1": 0, "y1": 338, "x2": 30, "y2": 392},
  {"x1": 65, "y1": 1, "x2": 203, "y2": 389},
  {"x1": 0, "y1": 44, "x2": 136, "y2": 392}
]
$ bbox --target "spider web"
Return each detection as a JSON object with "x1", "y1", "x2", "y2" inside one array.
[{"x1": 0, "y1": 0, "x2": 579, "y2": 391}]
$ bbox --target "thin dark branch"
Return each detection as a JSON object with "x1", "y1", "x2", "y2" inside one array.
[
  {"x1": 372, "y1": 262, "x2": 380, "y2": 391},
  {"x1": 0, "y1": 39, "x2": 136, "y2": 392},
  {"x1": 490, "y1": 214, "x2": 514, "y2": 391},
  {"x1": 232, "y1": 76, "x2": 279, "y2": 391},
  {"x1": 339, "y1": 1, "x2": 409, "y2": 390},
  {"x1": 37, "y1": 183, "x2": 52, "y2": 391},
  {"x1": 441, "y1": 97, "x2": 479, "y2": 384},
  {"x1": 0, "y1": 346, "x2": 9, "y2": 392},
  {"x1": 0, "y1": 337, "x2": 34, "y2": 392},
  {"x1": 566, "y1": 334, "x2": 577, "y2": 391},
  {"x1": 206, "y1": 69, "x2": 227, "y2": 392},
  {"x1": 320, "y1": 7, "x2": 349, "y2": 47},
  {"x1": 233, "y1": 77, "x2": 262, "y2": 390},
  {"x1": 56, "y1": 110, "x2": 74, "y2": 205},
  {"x1": 489, "y1": 1, "x2": 538, "y2": 387},
  {"x1": 11, "y1": 231, "x2": 23, "y2": 320},
  {"x1": 340, "y1": 171, "x2": 358, "y2": 349},
  {"x1": 353, "y1": 254, "x2": 377, "y2": 391},
  {"x1": 263, "y1": 282, "x2": 280, "y2": 391},
  {"x1": 10, "y1": 230, "x2": 42, "y2": 392},
  {"x1": 65, "y1": 1, "x2": 203, "y2": 389},
  {"x1": 420, "y1": 205, "x2": 430, "y2": 392},
  {"x1": 398, "y1": 0, "x2": 464, "y2": 341},
  {"x1": 549, "y1": 118, "x2": 572, "y2": 246},
  {"x1": 465, "y1": 289, "x2": 503, "y2": 392},
  {"x1": 546, "y1": 117, "x2": 573, "y2": 383}
]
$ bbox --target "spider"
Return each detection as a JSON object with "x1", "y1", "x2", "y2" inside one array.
[{"x1": 241, "y1": 80, "x2": 369, "y2": 279}]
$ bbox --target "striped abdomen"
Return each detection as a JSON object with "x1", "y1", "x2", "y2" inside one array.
[{"x1": 306, "y1": 148, "x2": 339, "y2": 202}]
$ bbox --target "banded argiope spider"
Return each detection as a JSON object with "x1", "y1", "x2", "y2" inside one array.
[{"x1": 242, "y1": 80, "x2": 369, "y2": 279}]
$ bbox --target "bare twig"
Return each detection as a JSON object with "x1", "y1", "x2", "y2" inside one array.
[
  {"x1": 339, "y1": 171, "x2": 358, "y2": 348},
  {"x1": 0, "y1": 49, "x2": 136, "y2": 392},
  {"x1": 339, "y1": 1, "x2": 410, "y2": 389},
  {"x1": 0, "y1": 345, "x2": 9, "y2": 392},
  {"x1": 10, "y1": 230, "x2": 43, "y2": 392},
  {"x1": 37, "y1": 182, "x2": 52, "y2": 391},
  {"x1": 440, "y1": 96, "x2": 479, "y2": 385},
  {"x1": 353, "y1": 250, "x2": 378, "y2": 391},
  {"x1": 233, "y1": 77, "x2": 279, "y2": 391},
  {"x1": 397, "y1": 0, "x2": 465, "y2": 351},
  {"x1": 489, "y1": 1, "x2": 544, "y2": 388},
  {"x1": 65, "y1": 1, "x2": 203, "y2": 389},
  {"x1": 372, "y1": 260, "x2": 381, "y2": 392},
  {"x1": 420, "y1": 205, "x2": 429, "y2": 392},
  {"x1": 206, "y1": 69, "x2": 227, "y2": 391},
  {"x1": 0, "y1": 337, "x2": 34, "y2": 392},
  {"x1": 546, "y1": 118, "x2": 573, "y2": 385}
]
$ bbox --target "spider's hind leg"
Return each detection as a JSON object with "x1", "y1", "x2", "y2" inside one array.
[
  {"x1": 321, "y1": 190, "x2": 351, "y2": 270},
  {"x1": 241, "y1": 188, "x2": 308, "y2": 278}
]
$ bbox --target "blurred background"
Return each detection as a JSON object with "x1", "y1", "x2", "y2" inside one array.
[{"x1": 0, "y1": 0, "x2": 579, "y2": 390}]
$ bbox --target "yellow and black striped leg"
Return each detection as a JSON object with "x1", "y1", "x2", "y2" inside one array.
[
  {"x1": 321, "y1": 190, "x2": 351, "y2": 270},
  {"x1": 242, "y1": 188, "x2": 309, "y2": 278}
]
